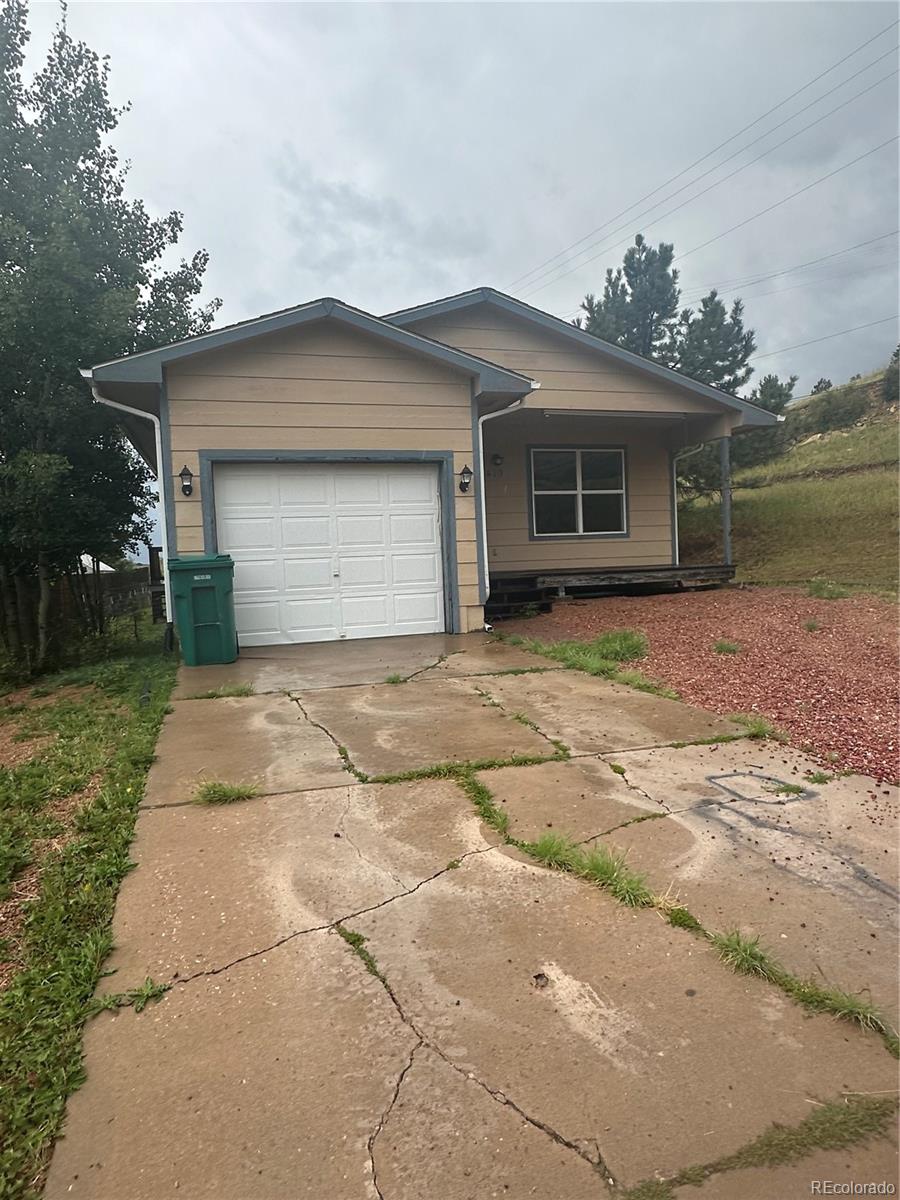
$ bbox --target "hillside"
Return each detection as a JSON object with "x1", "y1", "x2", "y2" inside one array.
[{"x1": 679, "y1": 367, "x2": 899, "y2": 589}]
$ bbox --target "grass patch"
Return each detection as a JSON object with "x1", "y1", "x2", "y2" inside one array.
[
  {"x1": 384, "y1": 674, "x2": 406, "y2": 685},
  {"x1": 803, "y1": 619, "x2": 821, "y2": 632},
  {"x1": 185, "y1": 683, "x2": 254, "y2": 700},
  {"x1": 768, "y1": 781, "x2": 804, "y2": 796},
  {"x1": 807, "y1": 579, "x2": 851, "y2": 600},
  {"x1": 193, "y1": 780, "x2": 259, "y2": 805},
  {"x1": 730, "y1": 712, "x2": 783, "y2": 740},
  {"x1": 679, "y1": 468, "x2": 898, "y2": 589},
  {"x1": 666, "y1": 905, "x2": 705, "y2": 933},
  {"x1": 502, "y1": 634, "x2": 677, "y2": 699},
  {"x1": 624, "y1": 1094, "x2": 899, "y2": 1198},
  {"x1": 455, "y1": 770, "x2": 511, "y2": 837},
  {"x1": 0, "y1": 629, "x2": 176, "y2": 1197},
  {"x1": 713, "y1": 639, "x2": 740, "y2": 655},
  {"x1": 710, "y1": 929, "x2": 783, "y2": 982},
  {"x1": 88, "y1": 977, "x2": 169, "y2": 1016},
  {"x1": 335, "y1": 925, "x2": 385, "y2": 983},
  {"x1": 580, "y1": 844, "x2": 655, "y2": 907},
  {"x1": 804, "y1": 770, "x2": 832, "y2": 785},
  {"x1": 337, "y1": 745, "x2": 369, "y2": 782},
  {"x1": 528, "y1": 832, "x2": 582, "y2": 871},
  {"x1": 609, "y1": 762, "x2": 626, "y2": 776}
]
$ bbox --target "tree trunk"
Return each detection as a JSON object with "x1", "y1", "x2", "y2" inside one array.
[
  {"x1": 0, "y1": 562, "x2": 23, "y2": 664},
  {"x1": 36, "y1": 553, "x2": 52, "y2": 670},
  {"x1": 13, "y1": 570, "x2": 34, "y2": 675}
]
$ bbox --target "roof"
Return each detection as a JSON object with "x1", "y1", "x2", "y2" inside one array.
[
  {"x1": 84, "y1": 297, "x2": 537, "y2": 398},
  {"x1": 384, "y1": 287, "x2": 779, "y2": 426}
]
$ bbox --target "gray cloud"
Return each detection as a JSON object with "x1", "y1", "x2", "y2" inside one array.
[{"x1": 24, "y1": 0, "x2": 899, "y2": 391}]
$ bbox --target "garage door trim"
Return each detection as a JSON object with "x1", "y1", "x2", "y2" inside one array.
[{"x1": 197, "y1": 449, "x2": 461, "y2": 635}]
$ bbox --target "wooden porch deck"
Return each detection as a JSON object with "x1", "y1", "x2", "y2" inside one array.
[{"x1": 485, "y1": 563, "x2": 735, "y2": 621}]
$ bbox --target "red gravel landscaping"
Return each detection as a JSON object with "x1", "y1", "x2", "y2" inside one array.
[{"x1": 502, "y1": 586, "x2": 899, "y2": 783}]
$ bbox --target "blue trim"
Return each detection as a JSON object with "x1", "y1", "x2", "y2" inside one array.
[
  {"x1": 668, "y1": 450, "x2": 678, "y2": 566},
  {"x1": 158, "y1": 380, "x2": 178, "y2": 556},
  {"x1": 470, "y1": 389, "x2": 488, "y2": 605},
  {"x1": 526, "y1": 444, "x2": 630, "y2": 541},
  {"x1": 386, "y1": 287, "x2": 778, "y2": 427},
  {"x1": 196, "y1": 450, "x2": 462, "y2": 635},
  {"x1": 88, "y1": 298, "x2": 533, "y2": 399}
]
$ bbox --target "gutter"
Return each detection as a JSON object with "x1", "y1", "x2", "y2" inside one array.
[
  {"x1": 477, "y1": 382, "x2": 540, "y2": 606},
  {"x1": 81, "y1": 370, "x2": 173, "y2": 630}
]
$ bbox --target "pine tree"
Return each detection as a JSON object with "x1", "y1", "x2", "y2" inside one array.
[{"x1": 671, "y1": 292, "x2": 756, "y2": 394}]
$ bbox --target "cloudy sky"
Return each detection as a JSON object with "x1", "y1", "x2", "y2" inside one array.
[{"x1": 27, "y1": 0, "x2": 900, "y2": 395}]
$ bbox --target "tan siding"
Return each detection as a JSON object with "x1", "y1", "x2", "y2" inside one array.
[
  {"x1": 411, "y1": 305, "x2": 725, "y2": 415},
  {"x1": 166, "y1": 320, "x2": 480, "y2": 631},
  {"x1": 482, "y1": 410, "x2": 674, "y2": 573}
]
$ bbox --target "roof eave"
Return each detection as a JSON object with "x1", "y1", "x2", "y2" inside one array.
[{"x1": 385, "y1": 288, "x2": 778, "y2": 426}]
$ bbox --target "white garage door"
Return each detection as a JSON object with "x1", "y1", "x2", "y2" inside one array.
[{"x1": 214, "y1": 462, "x2": 446, "y2": 646}]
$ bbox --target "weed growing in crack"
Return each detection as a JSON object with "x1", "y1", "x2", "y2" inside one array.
[
  {"x1": 186, "y1": 683, "x2": 254, "y2": 700},
  {"x1": 456, "y1": 771, "x2": 510, "y2": 837},
  {"x1": 384, "y1": 674, "x2": 406, "y2": 685},
  {"x1": 580, "y1": 846, "x2": 654, "y2": 907},
  {"x1": 446, "y1": 859, "x2": 461, "y2": 870},
  {"x1": 624, "y1": 1094, "x2": 899, "y2": 1199},
  {"x1": 666, "y1": 906, "x2": 705, "y2": 933},
  {"x1": 337, "y1": 746, "x2": 369, "y2": 782},
  {"x1": 493, "y1": 633, "x2": 676, "y2": 698},
  {"x1": 528, "y1": 832, "x2": 582, "y2": 871},
  {"x1": 710, "y1": 930, "x2": 782, "y2": 981},
  {"x1": 729, "y1": 713, "x2": 784, "y2": 741},
  {"x1": 88, "y1": 977, "x2": 169, "y2": 1016},
  {"x1": 193, "y1": 780, "x2": 259, "y2": 805},
  {"x1": 335, "y1": 926, "x2": 385, "y2": 983},
  {"x1": 768, "y1": 782, "x2": 805, "y2": 796},
  {"x1": 608, "y1": 763, "x2": 626, "y2": 776},
  {"x1": 804, "y1": 770, "x2": 832, "y2": 785}
]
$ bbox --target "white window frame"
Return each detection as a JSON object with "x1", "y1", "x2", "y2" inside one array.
[{"x1": 530, "y1": 447, "x2": 627, "y2": 538}]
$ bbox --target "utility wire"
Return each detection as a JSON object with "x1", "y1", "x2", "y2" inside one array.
[
  {"x1": 751, "y1": 315, "x2": 898, "y2": 360},
  {"x1": 519, "y1": 74, "x2": 898, "y2": 300},
  {"x1": 680, "y1": 136, "x2": 899, "y2": 261},
  {"x1": 677, "y1": 230, "x2": 899, "y2": 298},
  {"x1": 505, "y1": 18, "x2": 899, "y2": 289}
]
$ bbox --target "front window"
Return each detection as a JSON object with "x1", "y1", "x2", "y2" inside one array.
[{"x1": 531, "y1": 448, "x2": 626, "y2": 536}]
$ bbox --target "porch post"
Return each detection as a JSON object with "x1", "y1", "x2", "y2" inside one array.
[{"x1": 719, "y1": 437, "x2": 733, "y2": 566}]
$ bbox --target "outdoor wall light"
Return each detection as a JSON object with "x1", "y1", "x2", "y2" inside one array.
[
  {"x1": 458, "y1": 464, "x2": 473, "y2": 493},
  {"x1": 179, "y1": 465, "x2": 194, "y2": 497},
  {"x1": 491, "y1": 453, "x2": 504, "y2": 467}
]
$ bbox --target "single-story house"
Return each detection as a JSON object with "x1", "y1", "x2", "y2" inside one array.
[{"x1": 82, "y1": 287, "x2": 777, "y2": 647}]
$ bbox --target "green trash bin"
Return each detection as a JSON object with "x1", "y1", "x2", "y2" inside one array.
[{"x1": 168, "y1": 555, "x2": 238, "y2": 666}]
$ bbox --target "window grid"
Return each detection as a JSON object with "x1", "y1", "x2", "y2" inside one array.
[{"x1": 531, "y1": 448, "x2": 626, "y2": 537}]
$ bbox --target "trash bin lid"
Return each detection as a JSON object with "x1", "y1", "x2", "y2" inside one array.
[{"x1": 167, "y1": 554, "x2": 234, "y2": 571}]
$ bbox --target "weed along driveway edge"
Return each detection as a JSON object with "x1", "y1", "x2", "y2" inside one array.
[{"x1": 36, "y1": 633, "x2": 899, "y2": 1200}]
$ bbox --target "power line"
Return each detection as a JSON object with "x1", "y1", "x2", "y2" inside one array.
[
  {"x1": 505, "y1": 18, "x2": 899, "y2": 290},
  {"x1": 518, "y1": 52, "x2": 898, "y2": 296},
  {"x1": 677, "y1": 230, "x2": 899, "y2": 299},
  {"x1": 751, "y1": 315, "x2": 898, "y2": 360},
  {"x1": 519, "y1": 75, "x2": 898, "y2": 300},
  {"x1": 680, "y1": 136, "x2": 899, "y2": 261},
  {"x1": 733, "y1": 261, "x2": 896, "y2": 302}
]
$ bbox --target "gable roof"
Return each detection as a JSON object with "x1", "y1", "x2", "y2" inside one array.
[
  {"x1": 385, "y1": 287, "x2": 778, "y2": 426},
  {"x1": 84, "y1": 296, "x2": 537, "y2": 398}
]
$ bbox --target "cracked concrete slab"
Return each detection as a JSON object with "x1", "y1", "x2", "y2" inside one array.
[
  {"x1": 44, "y1": 931, "x2": 418, "y2": 1200},
  {"x1": 142, "y1": 694, "x2": 349, "y2": 806},
  {"x1": 353, "y1": 848, "x2": 897, "y2": 1189},
  {"x1": 479, "y1": 757, "x2": 653, "y2": 843},
  {"x1": 600, "y1": 785, "x2": 899, "y2": 1022},
  {"x1": 373, "y1": 1045, "x2": 602, "y2": 1199},
  {"x1": 426, "y1": 640, "x2": 562, "y2": 678},
  {"x1": 103, "y1": 779, "x2": 492, "y2": 991},
  {"x1": 298, "y1": 678, "x2": 554, "y2": 777},
  {"x1": 467, "y1": 670, "x2": 738, "y2": 755},
  {"x1": 171, "y1": 633, "x2": 497, "y2": 698},
  {"x1": 671, "y1": 1134, "x2": 899, "y2": 1200}
]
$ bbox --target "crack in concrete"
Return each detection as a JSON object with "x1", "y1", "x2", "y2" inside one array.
[
  {"x1": 336, "y1": 792, "x2": 407, "y2": 890},
  {"x1": 290, "y1": 694, "x2": 368, "y2": 780},
  {"x1": 167, "y1": 845, "x2": 496, "y2": 989},
  {"x1": 140, "y1": 780, "x2": 356, "y2": 812},
  {"x1": 367, "y1": 1040, "x2": 422, "y2": 1200},
  {"x1": 338, "y1": 925, "x2": 619, "y2": 1193},
  {"x1": 470, "y1": 682, "x2": 568, "y2": 757}
]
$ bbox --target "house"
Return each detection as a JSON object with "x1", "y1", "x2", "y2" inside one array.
[{"x1": 82, "y1": 288, "x2": 777, "y2": 647}]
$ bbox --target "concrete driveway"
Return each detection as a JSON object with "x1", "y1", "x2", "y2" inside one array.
[{"x1": 45, "y1": 635, "x2": 899, "y2": 1199}]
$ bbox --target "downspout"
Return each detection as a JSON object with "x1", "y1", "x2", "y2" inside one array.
[
  {"x1": 81, "y1": 371, "x2": 173, "y2": 631},
  {"x1": 477, "y1": 383, "x2": 540, "y2": 606}
]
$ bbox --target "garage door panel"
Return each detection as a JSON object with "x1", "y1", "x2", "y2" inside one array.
[
  {"x1": 283, "y1": 557, "x2": 333, "y2": 590},
  {"x1": 391, "y1": 553, "x2": 441, "y2": 585},
  {"x1": 215, "y1": 462, "x2": 445, "y2": 645},
  {"x1": 394, "y1": 592, "x2": 442, "y2": 626},
  {"x1": 389, "y1": 513, "x2": 438, "y2": 545},
  {"x1": 337, "y1": 556, "x2": 389, "y2": 587}
]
